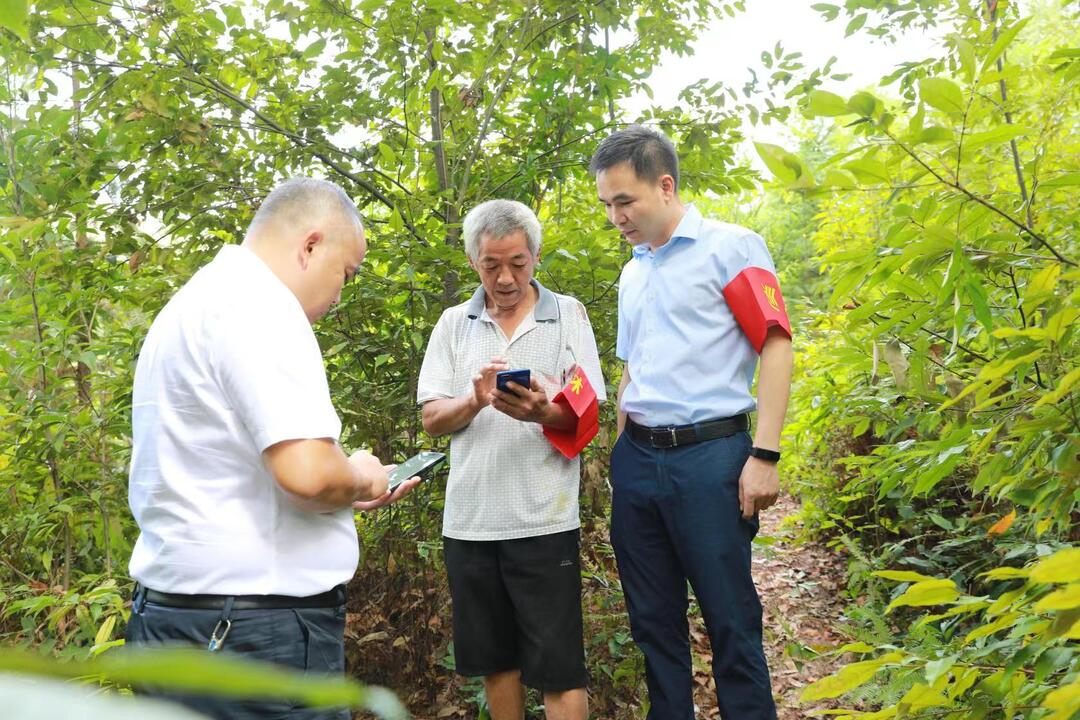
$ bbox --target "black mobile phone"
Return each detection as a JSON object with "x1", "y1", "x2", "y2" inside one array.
[
  {"x1": 496, "y1": 368, "x2": 531, "y2": 396},
  {"x1": 386, "y1": 451, "x2": 446, "y2": 494}
]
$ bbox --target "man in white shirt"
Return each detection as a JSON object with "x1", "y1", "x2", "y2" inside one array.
[
  {"x1": 124, "y1": 177, "x2": 417, "y2": 719},
  {"x1": 418, "y1": 199, "x2": 606, "y2": 720}
]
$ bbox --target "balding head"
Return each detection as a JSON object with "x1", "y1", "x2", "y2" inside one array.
[
  {"x1": 243, "y1": 177, "x2": 366, "y2": 324},
  {"x1": 247, "y1": 177, "x2": 363, "y2": 241}
]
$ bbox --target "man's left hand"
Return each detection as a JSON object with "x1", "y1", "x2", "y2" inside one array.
[
  {"x1": 352, "y1": 475, "x2": 421, "y2": 511},
  {"x1": 490, "y1": 377, "x2": 550, "y2": 423},
  {"x1": 738, "y1": 457, "x2": 780, "y2": 519}
]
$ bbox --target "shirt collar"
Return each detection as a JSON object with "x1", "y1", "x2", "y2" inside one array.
[
  {"x1": 466, "y1": 278, "x2": 558, "y2": 322},
  {"x1": 631, "y1": 204, "x2": 704, "y2": 258}
]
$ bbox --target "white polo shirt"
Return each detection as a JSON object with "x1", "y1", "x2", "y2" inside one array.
[
  {"x1": 417, "y1": 281, "x2": 606, "y2": 541},
  {"x1": 127, "y1": 245, "x2": 358, "y2": 596}
]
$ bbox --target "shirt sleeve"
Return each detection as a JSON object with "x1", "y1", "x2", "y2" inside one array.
[
  {"x1": 615, "y1": 266, "x2": 630, "y2": 362},
  {"x1": 417, "y1": 310, "x2": 458, "y2": 404},
  {"x1": 721, "y1": 231, "x2": 792, "y2": 353},
  {"x1": 213, "y1": 306, "x2": 341, "y2": 453},
  {"x1": 570, "y1": 299, "x2": 607, "y2": 403},
  {"x1": 738, "y1": 231, "x2": 779, "y2": 276}
]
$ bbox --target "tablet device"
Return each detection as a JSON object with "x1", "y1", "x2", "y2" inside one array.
[
  {"x1": 496, "y1": 368, "x2": 531, "y2": 396},
  {"x1": 386, "y1": 451, "x2": 446, "y2": 494}
]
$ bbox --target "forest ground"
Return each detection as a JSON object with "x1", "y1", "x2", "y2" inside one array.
[{"x1": 350, "y1": 492, "x2": 850, "y2": 719}]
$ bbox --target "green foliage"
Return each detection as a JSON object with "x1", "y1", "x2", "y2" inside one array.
[
  {"x1": 802, "y1": 545, "x2": 1080, "y2": 718},
  {"x1": 0, "y1": 645, "x2": 407, "y2": 718},
  {"x1": 0, "y1": 0, "x2": 27, "y2": 39},
  {"x1": 756, "y1": 1, "x2": 1080, "y2": 717}
]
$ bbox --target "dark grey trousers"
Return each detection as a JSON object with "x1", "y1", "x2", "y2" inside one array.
[{"x1": 125, "y1": 591, "x2": 350, "y2": 720}]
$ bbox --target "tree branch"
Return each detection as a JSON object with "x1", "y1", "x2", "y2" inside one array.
[{"x1": 882, "y1": 128, "x2": 1075, "y2": 266}]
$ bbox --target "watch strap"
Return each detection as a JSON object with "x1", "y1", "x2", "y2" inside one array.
[{"x1": 749, "y1": 446, "x2": 781, "y2": 463}]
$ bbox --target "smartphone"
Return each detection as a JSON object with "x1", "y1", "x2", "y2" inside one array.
[
  {"x1": 386, "y1": 451, "x2": 446, "y2": 494},
  {"x1": 496, "y1": 368, "x2": 531, "y2": 396}
]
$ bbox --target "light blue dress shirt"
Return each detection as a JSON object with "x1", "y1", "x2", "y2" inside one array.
[{"x1": 616, "y1": 205, "x2": 781, "y2": 426}]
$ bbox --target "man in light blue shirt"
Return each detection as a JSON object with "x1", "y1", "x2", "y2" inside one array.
[{"x1": 591, "y1": 126, "x2": 794, "y2": 719}]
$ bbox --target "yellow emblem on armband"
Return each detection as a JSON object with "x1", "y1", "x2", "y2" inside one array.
[
  {"x1": 570, "y1": 374, "x2": 584, "y2": 394},
  {"x1": 762, "y1": 284, "x2": 780, "y2": 311}
]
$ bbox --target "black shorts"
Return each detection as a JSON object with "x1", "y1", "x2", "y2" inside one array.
[{"x1": 443, "y1": 528, "x2": 588, "y2": 692}]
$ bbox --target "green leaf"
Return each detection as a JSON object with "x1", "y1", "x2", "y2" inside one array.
[
  {"x1": 978, "y1": 349, "x2": 1044, "y2": 382},
  {"x1": 886, "y1": 579, "x2": 959, "y2": 612},
  {"x1": 925, "y1": 655, "x2": 958, "y2": 686},
  {"x1": 982, "y1": 18, "x2": 1031, "y2": 73},
  {"x1": 1042, "y1": 677, "x2": 1080, "y2": 717},
  {"x1": 822, "y1": 168, "x2": 858, "y2": 188},
  {"x1": 811, "y1": 3, "x2": 840, "y2": 21},
  {"x1": 845, "y1": 13, "x2": 867, "y2": 36},
  {"x1": 1030, "y1": 548, "x2": 1080, "y2": 585},
  {"x1": 919, "y1": 78, "x2": 965, "y2": 115},
  {"x1": 753, "y1": 142, "x2": 814, "y2": 187},
  {"x1": 800, "y1": 652, "x2": 903, "y2": 701},
  {"x1": 303, "y1": 38, "x2": 327, "y2": 60},
  {"x1": 93, "y1": 615, "x2": 116, "y2": 646},
  {"x1": 915, "y1": 126, "x2": 955, "y2": 144},
  {"x1": 965, "y1": 279, "x2": 993, "y2": 333},
  {"x1": 847, "y1": 91, "x2": 880, "y2": 118},
  {"x1": 755, "y1": 142, "x2": 796, "y2": 183},
  {"x1": 956, "y1": 39, "x2": 976, "y2": 82},
  {"x1": 843, "y1": 157, "x2": 890, "y2": 184},
  {"x1": 1041, "y1": 171, "x2": 1080, "y2": 188},
  {"x1": 900, "y1": 683, "x2": 952, "y2": 710},
  {"x1": 805, "y1": 90, "x2": 849, "y2": 117},
  {"x1": 963, "y1": 125, "x2": 1028, "y2": 149},
  {"x1": 1034, "y1": 583, "x2": 1080, "y2": 612},
  {"x1": 1034, "y1": 367, "x2": 1080, "y2": 409},
  {"x1": 873, "y1": 570, "x2": 938, "y2": 583},
  {"x1": 0, "y1": 647, "x2": 408, "y2": 719},
  {"x1": 965, "y1": 612, "x2": 1021, "y2": 642},
  {"x1": 1024, "y1": 263, "x2": 1060, "y2": 310},
  {"x1": 834, "y1": 642, "x2": 877, "y2": 654},
  {"x1": 0, "y1": 0, "x2": 28, "y2": 39}
]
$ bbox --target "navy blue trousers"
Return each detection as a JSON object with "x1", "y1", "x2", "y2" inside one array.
[
  {"x1": 125, "y1": 593, "x2": 349, "y2": 720},
  {"x1": 610, "y1": 430, "x2": 776, "y2": 720}
]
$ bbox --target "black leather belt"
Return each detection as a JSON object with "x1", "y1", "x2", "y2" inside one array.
[
  {"x1": 139, "y1": 584, "x2": 346, "y2": 610},
  {"x1": 627, "y1": 414, "x2": 749, "y2": 449}
]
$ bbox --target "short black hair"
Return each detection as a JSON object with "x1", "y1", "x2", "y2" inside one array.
[{"x1": 589, "y1": 125, "x2": 680, "y2": 189}]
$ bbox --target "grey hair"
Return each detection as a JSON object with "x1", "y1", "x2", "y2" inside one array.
[
  {"x1": 246, "y1": 177, "x2": 363, "y2": 238},
  {"x1": 462, "y1": 199, "x2": 541, "y2": 261}
]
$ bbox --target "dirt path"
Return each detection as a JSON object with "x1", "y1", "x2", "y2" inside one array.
[
  {"x1": 691, "y1": 493, "x2": 849, "y2": 719},
  {"x1": 352, "y1": 493, "x2": 850, "y2": 719}
]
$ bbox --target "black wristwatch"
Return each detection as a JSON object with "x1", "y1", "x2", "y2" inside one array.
[{"x1": 748, "y1": 446, "x2": 781, "y2": 463}]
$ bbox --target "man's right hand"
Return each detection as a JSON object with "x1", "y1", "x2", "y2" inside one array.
[
  {"x1": 471, "y1": 357, "x2": 509, "y2": 409},
  {"x1": 347, "y1": 448, "x2": 391, "y2": 501}
]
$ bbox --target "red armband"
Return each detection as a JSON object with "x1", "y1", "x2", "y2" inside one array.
[
  {"x1": 721, "y1": 266, "x2": 792, "y2": 353},
  {"x1": 542, "y1": 366, "x2": 600, "y2": 459}
]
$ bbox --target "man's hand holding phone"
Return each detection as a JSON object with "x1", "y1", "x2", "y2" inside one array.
[
  {"x1": 346, "y1": 449, "x2": 415, "y2": 511},
  {"x1": 354, "y1": 450, "x2": 446, "y2": 510},
  {"x1": 491, "y1": 369, "x2": 552, "y2": 424}
]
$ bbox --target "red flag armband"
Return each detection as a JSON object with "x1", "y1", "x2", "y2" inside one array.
[
  {"x1": 542, "y1": 366, "x2": 600, "y2": 459},
  {"x1": 721, "y1": 266, "x2": 792, "y2": 353}
]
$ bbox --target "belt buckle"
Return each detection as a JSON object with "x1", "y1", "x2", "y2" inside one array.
[{"x1": 652, "y1": 426, "x2": 678, "y2": 449}]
